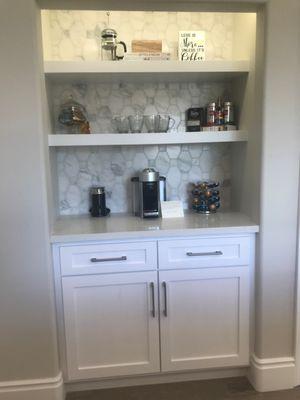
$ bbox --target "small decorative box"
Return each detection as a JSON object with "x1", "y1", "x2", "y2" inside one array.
[{"x1": 186, "y1": 108, "x2": 205, "y2": 132}]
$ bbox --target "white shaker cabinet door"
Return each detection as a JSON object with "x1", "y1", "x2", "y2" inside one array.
[
  {"x1": 159, "y1": 267, "x2": 249, "y2": 372},
  {"x1": 62, "y1": 272, "x2": 160, "y2": 380}
]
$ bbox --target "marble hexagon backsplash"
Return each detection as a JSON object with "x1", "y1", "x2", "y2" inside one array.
[
  {"x1": 42, "y1": 10, "x2": 234, "y2": 61},
  {"x1": 57, "y1": 144, "x2": 231, "y2": 215},
  {"x1": 52, "y1": 80, "x2": 233, "y2": 215},
  {"x1": 51, "y1": 81, "x2": 232, "y2": 134},
  {"x1": 45, "y1": 11, "x2": 236, "y2": 216}
]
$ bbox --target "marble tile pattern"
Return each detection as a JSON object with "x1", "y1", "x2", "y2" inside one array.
[
  {"x1": 57, "y1": 143, "x2": 231, "y2": 215},
  {"x1": 52, "y1": 80, "x2": 232, "y2": 215},
  {"x1": 42, "y1": 10, "x2": 234, "y2": 61},
  {"x1": 51, "y1": 81, "x2": 232, "y2": 134},
  {"x1": 45, "y1": 11, "x2": 235, "y2": 216}
]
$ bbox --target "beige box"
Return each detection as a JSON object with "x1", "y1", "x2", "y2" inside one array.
[{"x1": 132, "y1": 40, "x2": 162, "y2": 53}]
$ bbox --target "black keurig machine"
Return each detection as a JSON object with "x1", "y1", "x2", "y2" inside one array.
[{"x1": 89, "y1": 187, "x2": 110, "y2": 217}]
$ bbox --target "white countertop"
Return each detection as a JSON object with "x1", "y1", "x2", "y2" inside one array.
[{"x1": 51, "y1": 212, "x2": 259, "y2": 243}]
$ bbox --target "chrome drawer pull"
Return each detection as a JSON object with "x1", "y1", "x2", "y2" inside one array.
[
  {"x1": 186, "y1": 251, "x2": 223, "y2": 257},
  {"x1": 162, "y1": 281, "x2": 168, "y2": 317},
  {"x1": 90, "y1": 256, "x2": 127, "y2": 263},
  {"x1": 150, "y1": 282, "x2": 155, "y2": 318}
]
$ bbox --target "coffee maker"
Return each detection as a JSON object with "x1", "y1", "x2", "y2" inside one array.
[
  {"x1": 131, "y1": 168, "x2": 166, "y2": 218},
  {"x1": 101, "y1": 12, "x2": 127, "y2": 61},
  {"x1": 89, "y1": 187, "x2": 110, "y2": 217}
]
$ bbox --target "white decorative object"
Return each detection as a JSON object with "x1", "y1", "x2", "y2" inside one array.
[
  {"x1": 161, "y1": 201, "x2": 184, "y2": 218},
  {"x1": 178, "y1": 31, "x2": 206, "y2": 61}
]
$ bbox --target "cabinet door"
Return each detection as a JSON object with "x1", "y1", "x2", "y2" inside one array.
[
  {"x1": 159, "y1": 267, "x2": 249, "y2": 372},
  {"x1": 62, "y1": 272, "x2": 160, "y2": 380}
]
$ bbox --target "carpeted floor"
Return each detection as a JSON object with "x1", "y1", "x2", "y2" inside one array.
[{"x1": 67, "y1": 377, "x2": 300, "y2": 400}]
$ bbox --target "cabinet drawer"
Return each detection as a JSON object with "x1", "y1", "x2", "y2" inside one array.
[
  {"x1": 60, "y1": 241, "x2": 157, "y2": 276},
  {"x1": 158, "y1": 236, "x2": 250, "y2": 269}
]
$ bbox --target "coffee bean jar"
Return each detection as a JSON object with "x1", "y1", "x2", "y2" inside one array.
[{"x1": 191, "y1": 181, "x2": 220, "y2": 214}]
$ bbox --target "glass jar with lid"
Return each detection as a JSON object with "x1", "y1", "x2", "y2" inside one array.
[{"x1": 58, "y1": 96, "x2": 90, "y2": 134}]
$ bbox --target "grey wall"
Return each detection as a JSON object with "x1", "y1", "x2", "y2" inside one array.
[
  {"x1": 255, "y1": 0, "x2": 300, "y2": 358},
  {"x1": 0, "y1": 0, "x2": 59, "y2": 380}
]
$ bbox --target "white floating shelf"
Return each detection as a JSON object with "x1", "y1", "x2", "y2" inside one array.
[
  {"x1": 44, "y1": 60, "x2": 250, "y2": 83},
  {"x1": 48, "y1": 131, "x2": 248, "y2": 147}
]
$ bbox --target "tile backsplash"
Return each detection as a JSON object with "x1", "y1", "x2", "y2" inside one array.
[
  {"x1": 51, "y1": 81, "x2": 232, "y2": 134},
  {"x1": 57, "y1": 144, "x2": 231, "y2": 215},
  {"x1": 42, "y1": 10, "x2": 234, "y2": 61},
  {"x1": 52, "y1": 80, "x2": 233, "y2": 215}
]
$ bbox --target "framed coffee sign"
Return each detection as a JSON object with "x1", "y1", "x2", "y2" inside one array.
[{"x1": 178, "y1": 31, "x2": 206, "y2": 61}]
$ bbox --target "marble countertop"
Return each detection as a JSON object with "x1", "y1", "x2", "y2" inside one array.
[{"x1": 51, "y1": 211, "x2": 259, "y2": 243}]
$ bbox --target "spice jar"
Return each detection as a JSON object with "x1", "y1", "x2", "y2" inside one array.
[
  {"x1": 206, "y1": 102, "x2": 216, "y2": 126},
  {"x1": 215, "y1": 97, "x2": 224, "y2": 126},
  {"x1": 223, "y1": 101, "x2": 234, "y2": 125}
]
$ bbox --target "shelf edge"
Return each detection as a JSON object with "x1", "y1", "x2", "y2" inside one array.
[
  {"x1": 48, "y1": 131, "x2": 248, "y2": 147},
  {"x1": 44, "y1": 60, "x2": 250, "y2": 75}
]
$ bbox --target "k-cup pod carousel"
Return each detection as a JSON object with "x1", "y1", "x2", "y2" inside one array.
[{"x1": 191, "y1": 181, "x2": 220, "y2": 214}]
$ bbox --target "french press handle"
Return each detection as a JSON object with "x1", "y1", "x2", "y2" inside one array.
[{"x1": 116, "y1": 41, "x2": 127, "y2": 60}]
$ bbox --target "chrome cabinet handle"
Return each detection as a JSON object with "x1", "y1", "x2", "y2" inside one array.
[
  {"x1": 150, "y1": 282, "x2": 155, "y2": 318},
  {"x1": 186, "y1": 251, "x2": 223, "y2": 257},
  {"x1": 162, "y1": 281, "x2": 168, "y2": 317},
  {"x1": 90, "y1": 256, "x2": 127, "y2": 263}
]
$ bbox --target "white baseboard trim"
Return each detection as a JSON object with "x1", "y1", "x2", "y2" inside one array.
[
  {"x1": 0, "y1": 373, "x2": 64, "y2": 400},
  {"x1": 248, "y1": 354, "x2": 296, "y2": 392},
  {"x1": 66, "y1": 367, "x2": 247, "y2": 393}
]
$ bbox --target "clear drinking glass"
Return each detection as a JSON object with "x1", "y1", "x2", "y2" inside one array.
[
  {"x1": 144, "y1": 115, "x2": 160, "y2": 133},
  {"x1": 113, "y1": 116, "x2": 130, "y2": 133},
  {"x1": 129, "y1": 115, "x2": 144, "y2": 133}
]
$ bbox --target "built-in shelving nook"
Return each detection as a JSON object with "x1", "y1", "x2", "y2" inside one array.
[{"x1": 42, "y1": 8, "x2": 261, "y2": 218}]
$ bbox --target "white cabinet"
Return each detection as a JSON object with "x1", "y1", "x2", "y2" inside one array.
[
  {"x1": 54, "y1": 233, "x2": 254, "y2": 381},
  {"x1": 62, "y1": 271, "x2": 160, "y2": 380},
  {"x1": 159, "y1": 267, "x2": 249, "y2": 372}
]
